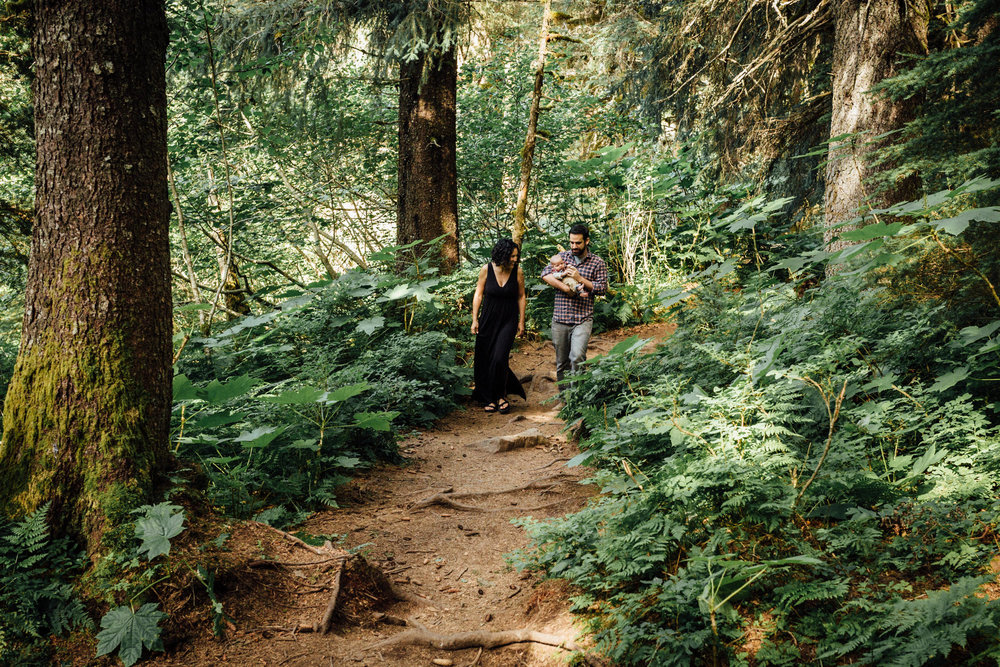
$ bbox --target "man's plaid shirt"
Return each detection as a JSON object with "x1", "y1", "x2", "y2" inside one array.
[{"x1": 541, "y1": 250, "x2": 609, "y2": 325}]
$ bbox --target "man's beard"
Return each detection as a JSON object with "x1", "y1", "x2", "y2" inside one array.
[{"x1": 572, "y1": 247, "x2": 584, "y2": 256}]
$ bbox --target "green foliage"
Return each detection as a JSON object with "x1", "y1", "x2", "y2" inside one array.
[
  {"x1": 874, "y1": 0, "x2": 1000, "y2": 190},
  {"x1": 91, "y1": 501, "x2": 190, "y2": 664},
  {"x1": 0, "y1": 503, "x2": 91, "y2": 665},
  {"x1": 173, "y1": 263, "x2": 472, "y2": 520},
  {"x1": 517, "y1": 181, "x2": 1000, "y2": 664},
  {"x1": 95, "y1": 603, "x2": 167, "y2": 667},
  {"x1": 134, "y1": 504, "x2": 186, "y2": 561}
]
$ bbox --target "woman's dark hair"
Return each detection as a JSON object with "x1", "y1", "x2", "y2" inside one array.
[{"x1": 491, "y1": 238, "x2": 519, "y2": 265}]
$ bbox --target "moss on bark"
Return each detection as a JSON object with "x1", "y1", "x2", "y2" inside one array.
[{"x1": 0, "y1": 331, "x2": 165, "y2": 553}]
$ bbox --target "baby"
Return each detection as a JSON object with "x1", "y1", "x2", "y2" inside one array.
[{"x1": 548, "y1": 254, "x2": 589, "y2": 298}]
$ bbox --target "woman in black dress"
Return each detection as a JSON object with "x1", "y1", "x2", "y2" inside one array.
[{"x1": 471, "y1": 239, "x2": 526, "y2": 414}]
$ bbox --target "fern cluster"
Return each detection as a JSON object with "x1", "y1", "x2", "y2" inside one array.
[
  {"x1": 516, "y1": 184, "x2": 1000, "y2": 664},
  {"x1": 0, "y1": 503, "x2": 91, "y2": 664}
]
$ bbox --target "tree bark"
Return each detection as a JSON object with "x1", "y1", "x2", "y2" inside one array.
[
  {"x1": 397, "y1": 48, "x2": 459, "y2": 273},
  {"x1": 0, "y1": 0, "x2": 172, "y2": 555},
  {"x1": 512, "y1": 0, "x2": 551, "y2": 248},
  {"x1": 823, "y1": 0, "x2": 929, "y2": 264}
]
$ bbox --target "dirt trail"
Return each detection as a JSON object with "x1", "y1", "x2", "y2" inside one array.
[{"x1": 152, "y1": 324, "x2": 669, "y2": 667}]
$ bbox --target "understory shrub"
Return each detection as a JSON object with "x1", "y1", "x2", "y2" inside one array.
[
  {"x1": 0, "y1": 504, "x2": 91, "y2": 665},
  {"x1": 172, "y1": 261, "x2": 473, "y2": 523},
  {"x1": 515, "y1": 189, "x2": 1000, "y2": 664}
]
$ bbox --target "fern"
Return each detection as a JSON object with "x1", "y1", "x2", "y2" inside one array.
[{"x1": 0, "y1": 503, "x2": 91, "y2": 664}]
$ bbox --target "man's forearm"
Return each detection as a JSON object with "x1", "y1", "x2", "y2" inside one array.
[{"x1": 543, "y1": 275, "x2": 574, "y2": 294}]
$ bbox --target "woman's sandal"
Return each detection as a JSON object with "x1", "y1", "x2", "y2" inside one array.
[
  {"x1": 484, "y1": 403, "x2": 497, "y2": 413},
  {"x1": 497, "y1": 398, "x2": 510, "y2": 414}
]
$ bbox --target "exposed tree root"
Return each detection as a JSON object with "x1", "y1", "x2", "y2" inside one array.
[
  {"x1": 247, "y1": 556, "x2": 343, "y2": 569},
  {"x1": 368, "y1": 617, "x2": 601, "y2": 664},
  {"x1": 410, "y1": 473, "x2": 571, "y2": 511},
  {"x1": 532, "y1": 457, "x2": 570, "y2": 471},
  {"x1": 250, "y1": 520, "x2": 332, "y2": 557},
  {"x1": 247, "y1": 521, "x2": 423, "y2": 632},
  {"x1": 319, "y1": 558, "x2": 348, "y2": 633}
]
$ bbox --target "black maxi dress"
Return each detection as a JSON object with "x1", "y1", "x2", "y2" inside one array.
[{"x1": 472, "y1": 262, "x2": 526, "y2": 405}]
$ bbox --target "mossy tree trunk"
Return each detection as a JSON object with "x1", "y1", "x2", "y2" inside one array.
[
  {"x1": 823, "y1": 0, "x2": 929, "y2": 266},
  {"x1": 396, "y1": 47, "x2": 459, "y2": 274},
  {"x1": 0, "y1": 0, "x2": 172, "y2": 556}
]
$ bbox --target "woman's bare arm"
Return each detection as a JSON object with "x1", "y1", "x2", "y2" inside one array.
[
  {"x1": 471, "y1": 265, "x2": 488, "y2": 334},
  {"x1": 517, "y1": 267, "x2": 526, "y2": 337}
]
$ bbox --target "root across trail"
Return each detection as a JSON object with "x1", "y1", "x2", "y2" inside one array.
[
  {"x1": 366, "y1": 617, "x2": 605, "y2": 666},
  {"x1": 147, "y1": 324, "x2": 673, "y2": 667}
]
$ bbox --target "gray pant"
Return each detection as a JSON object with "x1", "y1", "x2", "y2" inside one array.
[{"x1": 551, "y1": 318, "x2": 593, "y2": 388}]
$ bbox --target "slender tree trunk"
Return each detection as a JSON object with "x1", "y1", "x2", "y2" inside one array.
[
  {"x1": 823, "y1": 0, "x2": 929, "y2": 265},
  {"x1": 168, "y1": 156, "x2": 208, "y2": 332},
  {"x1": 512, "y1": 0, "x2": 551, "y2": 247},
  {"x1": 0, "y1": 0, "x2": 172, "y2": 554},
  {"x1": 397, "y1": 48, "x2": 459, "y2": 273},
  {"x1": 205, "y1": 166, "x2": 252, "y2": 317}
]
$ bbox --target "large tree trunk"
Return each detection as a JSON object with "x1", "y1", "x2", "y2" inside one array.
[
  {"x1": 823, "y1": 0, "x2": 928, "y2": 261},
  {"x1": 512, "y1": 0, "x2": 551, "y2": 248},
  {"x1": 397, "y1": 48, "x2": 459, "y2": 273},
  {"x1": 0, "y1": 0, "x2": 172, "y2": 555}
]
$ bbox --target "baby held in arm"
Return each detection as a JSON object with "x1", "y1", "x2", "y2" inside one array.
[{"x1": 547, "y1": 254, "x2": 589, "y2": 298}]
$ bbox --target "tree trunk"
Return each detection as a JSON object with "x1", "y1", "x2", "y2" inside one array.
[
  {"x1": 823, "y1": 0, "x2": 929, "y2": 263},
  {"x1": 512, "y1": 0, "x2": 551, "y2": 248},
  {"x1": 0, "y1": 0, "x2": 172, "y2": 555},
  {"x1": 397, "y1": 48, "x2": 459, "y2": 273}
]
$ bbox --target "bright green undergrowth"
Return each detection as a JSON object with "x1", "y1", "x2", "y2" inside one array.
[
  {"x1": 514, "y1": 186, "x2": 1000, "y2": 665},
  {"x1": 171, "y1": 249, "x2": 474, "y2": 524}
]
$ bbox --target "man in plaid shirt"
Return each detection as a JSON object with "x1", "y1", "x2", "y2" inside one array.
[{"x1": 541, "y1": 224, "x2": 608, "y2": 389}]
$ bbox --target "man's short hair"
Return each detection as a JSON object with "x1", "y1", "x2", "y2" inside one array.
[{"x1": 568, "y1": 224, "x2": 589, "y2": 240}]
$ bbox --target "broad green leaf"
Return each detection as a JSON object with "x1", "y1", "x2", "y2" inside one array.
[
  {"x1": 383, "y1": 283, "x2": 413, "y2": 300},
  {"x1": 751, "y1": 335, "x2": 784, "y2": 383},
  {"x1": 930, "y1": 366, "x2": 969, "y2": 392},
  {"x1": 202, "y1": 375, "x2": 257, "y2": 404},
  {"x1": 96, "y1": 603, "x2": 167, "y2": 666},
  {"x1": 606, "y1": 335, "x2": 643, "y2": 356},
  {"x1": 958, "y1": 320, "x2": 1000, "y2": 347},
  {"x1": 264, "y1": 386, "x2": 326, "y2": 404},
  {"x1": 172, "y1": 374, "x2": 198, "y2": 402},
  {"x1": 356, "y1": 316, "x2": 386, "y2": 334},
  {"x1": 333, "y1": 455, "x2": 363, "y2": 468},
  {"x1": 327, "y1": 382, "x2": 370, "y2": 403},
  {"x1": 190, "y1": 410, "x2": 246, "y2": 430},
  {"x1": 286, "y1": 438, "x2": 319, "y2": 451},
  {"x1": 910, "y1": 444, "x2": 946, "y2": 477},
  {"x1": 931, "y1": 207, "x2": 1000, "y2": 235},
  {"x1": 233, "y1": 425, "x2": 284, "y2": 449},
  {"x1": 839, "y1": 221, "x2": 903, "y2": 241},
  {"x1": 567, "y1": 451, "x2": 592, "y2": 467},
  {"x1": 135, "y1": 504, "x2": 185, "y2": 561},
  {"x1": 353, "y1": 410, "x2": 399, "y2": 431},
  {"x1": 203, "y1": 455, "x2": 239, "y2": 465}
]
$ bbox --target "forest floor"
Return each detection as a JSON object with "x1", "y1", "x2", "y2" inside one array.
[{"x1": 143, "y1": 322, "x2": 673, "y2": 667}]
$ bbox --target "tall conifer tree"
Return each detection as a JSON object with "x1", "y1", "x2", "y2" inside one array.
[{"x1": 0, "y1": 0, "x2": 172, "y2": 554}]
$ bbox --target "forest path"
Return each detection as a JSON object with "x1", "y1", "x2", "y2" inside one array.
[{"x1": 153, "y1": 322, "x2": 671, "y2": 667}]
